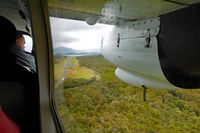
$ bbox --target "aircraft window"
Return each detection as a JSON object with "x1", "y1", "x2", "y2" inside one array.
[
  {"x1": 49, "y1": 17, "x2": 116, "y2": 132},
  {"x1": 24, "y1": 35, "x2": 33, "y2": 53},
  {"x1": 48, "y1": 1, "x2": 200, "y2": 133}
]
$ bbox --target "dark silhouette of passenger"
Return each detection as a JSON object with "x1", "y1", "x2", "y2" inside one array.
[
  {"x1": 0, "y1": 16, "x2": 39, "y2": 133},
  {"x1": 0, "y1": 15, "x2": 21, "y2": 133},
  {"x1": 0, "y1": 16, "x2": 16, "y2": 71}
]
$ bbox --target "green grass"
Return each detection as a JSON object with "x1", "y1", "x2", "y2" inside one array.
[
  {"x1": 64, "y1": 57, "x2": 99, "y2": 89},
  {"x1": 59, "y1": 56, "x2": 69, "y2": 65},
  {"x1": 54, "y1": 55, "x2": 200, "y2": 133},
  {"x1": 67, "y1": 66, "x2": 97, "y2": 79},
  {"x1": 72, "y1": 57, "x2": 79, "y2": 66}
]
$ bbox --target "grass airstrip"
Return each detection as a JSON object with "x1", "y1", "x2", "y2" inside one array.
[{"x1": 67, "y1": 57, "x2": 97, "y2": 80}]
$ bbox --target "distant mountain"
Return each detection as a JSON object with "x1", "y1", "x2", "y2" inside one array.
[
  {"x1": 54, "y1": 47, "x2": 76, "y2": 54},
  {"x1": 54, "y1": 47, "x2": 101, "y2": 56},
  {"x1": 83, "y1": 49, "x2": 101, "y2": 54}
]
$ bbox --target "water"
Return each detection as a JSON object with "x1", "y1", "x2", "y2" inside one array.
[{"x1": 55, "y1": 53, "x2": 101, "y2": 57}]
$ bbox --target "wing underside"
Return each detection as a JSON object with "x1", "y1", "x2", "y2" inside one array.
[{"x1": 48, "y1": 0, "x2": 200, "y2": 24}]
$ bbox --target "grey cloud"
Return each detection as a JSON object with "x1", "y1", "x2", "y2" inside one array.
[
  {"x1": 51, "y1": 31, "x2": 78, "y2": 43},
  {"x1": 50, "y1": 17, "x2": 104, "y2": 32},
  {"x1": 52, "y1": 42, "x2": 68, "y2": 48},
  {"x1": 51, "y1": 31, "x2": 80, "y2": 48},
  {"x1": 49, "y1": 17, "x2": 108, "y2": 48}
]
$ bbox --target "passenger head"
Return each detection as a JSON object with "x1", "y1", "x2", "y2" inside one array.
[
  {"x1": 16, "y1": 31, "x2": 25, "y2": 49},
  {"x1": 0, "y1": 16, "x2": 16, "y2": 52}
]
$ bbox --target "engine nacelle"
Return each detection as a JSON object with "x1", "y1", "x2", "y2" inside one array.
[{"x1": 102, "y1": 4, "x2": 200, "y2": 89}]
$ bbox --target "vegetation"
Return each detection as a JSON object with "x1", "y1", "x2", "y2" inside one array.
[
  {"x1": 54, "y1": 56, "x2": 69, "y2": 83},
  {"x1": 54, "y1": 55, "x2": 200, "y2": 133},
  {"x1": 72, "y1": 57, "x2": 79, "y2": 66}
]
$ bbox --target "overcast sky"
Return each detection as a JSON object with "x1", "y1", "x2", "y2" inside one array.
[{"x1": 49, "y1": 17, "x2": 113, "y2": 50}]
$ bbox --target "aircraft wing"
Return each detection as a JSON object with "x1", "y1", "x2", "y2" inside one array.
[
  {"x1": 48, "y1": 0, "x2": 200, "y2": 25},
  {"x1": 48, "y1": 0, "x2": 200, "y2": 89}
]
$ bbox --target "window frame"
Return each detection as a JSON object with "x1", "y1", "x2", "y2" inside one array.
[{"x1": 28, "y1": 0, "x2": 65, "y2": 132}]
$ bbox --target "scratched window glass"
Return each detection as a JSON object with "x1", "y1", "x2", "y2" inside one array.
[{"x1": 48, "y1": 1, "x2": 200, "y2": 132}]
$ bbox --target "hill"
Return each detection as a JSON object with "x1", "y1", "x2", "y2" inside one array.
[
  {"x1": 54, "y1": 47, "x2": 76, "y2": 54},
  {"x1": 54, "y1": 47, "x2": 101, "y2": 56}
]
